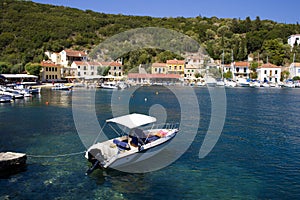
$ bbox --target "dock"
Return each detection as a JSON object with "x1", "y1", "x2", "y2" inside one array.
[{"x1": 0, "y1": 152, "x2": 27, "y2": 177}]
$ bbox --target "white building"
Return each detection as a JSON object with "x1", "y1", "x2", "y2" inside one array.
[
  {"x1": 289, "y1": 62, "x2": 300, "y2": 78},
  {"x1": 257, "y1": 63, "x2": 281, "y2": 83},
  {"x1": 71, "y1": 61, "x2": 124, "y2": 79},
  {"x1": 288, "y1": 34, "x2": 300, "y2": 47},
  {"x1": 223, "y1": 64, "x2": 231, "y2": 74},
  {"x1": 60, "y1": 49, "x2": 87, "y2": 67},
  {"x1": 185, "y1": 55, "x2": 204, "y2": 68},
  {"x1": 231, "y1": 61, "x2": 250, "y2": 80},
  {"x1": 71, "y1": 61, "x2": 101, "y2": 77},
  {"x1": 184, "y1": 64, "x2": 199, "y2": 79}
]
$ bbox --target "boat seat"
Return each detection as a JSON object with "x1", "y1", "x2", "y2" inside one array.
[
  {"x1": 145, "y1": 135, "x2": 160, "y2": 143},
  {"x1": 113, "y1": 139, "x2": 131, "y2": 150},
  {"x1": 130, "y1": 136, "x2": 140, "y2": 147}
]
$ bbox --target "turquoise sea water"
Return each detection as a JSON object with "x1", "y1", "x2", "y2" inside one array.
[{"x1": 0, "y1": 87, "x2": 300, "y2": 199}]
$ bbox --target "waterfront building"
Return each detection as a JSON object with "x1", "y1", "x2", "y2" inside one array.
[
  {"x1": 40, "y1": 60, "x2": 63, "y2": 82},
  {"x1": 101, "y1": 61, "x2": 123, "y2": 77},
  {"x1": 71, "y1": 61, "x2": 124, "y2": 79},
  {"x1": 289, "y1": 62, "x2": 300, "y2": 78},
  {"x1": 231, "y1": 61, "x2": 250, "y2": 80},
  {"x1": 184, "y1": 64, "x2": 199, "y2": 79},
  {"x1": 71, "y1": 61, "x2": 101, "y2": 77},
  {"x1": 166, "y1": 60, "x2": 185, "y2": 75},
  {"x1": 223, "y1": 64, "x2": 231, "y2": 74},
  {"x1": 59, "y1": 49, "x2": 87, "y2": 67},
  {"x1": 151, "y1": 63, "x2": 167, "y2": 74},
  {"x1": 257, "y1": 63, "x2": 281, "y2": 83},
  {"x1": 45, "y1": 49, "x2": 88, "y2": 79}
]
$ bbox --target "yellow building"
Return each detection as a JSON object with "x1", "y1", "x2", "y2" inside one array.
[
  {"x1": 41, "y1": 61, "x2": 63, "y2": 82},
  {"x1": 151, "y1": 63, "x2": 167, "y2": 74},
  {"x1": 166, "y1": 60, "x2": 185, "y2": 75}
]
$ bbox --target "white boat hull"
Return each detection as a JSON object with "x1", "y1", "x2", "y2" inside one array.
[{"x1": 86, "y1": 129, "x2": 177, "y2": 169}]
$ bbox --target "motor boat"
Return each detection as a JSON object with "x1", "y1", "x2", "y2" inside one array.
[
  {"x1": 85, "y1": 113, "x2": 179, "y2": 174},
  {"x1": 0, "y1": 95, "x2": 13, "y2": 103},
  {"x1": 51, "y1": 84, "x2": 73, "y2": 90},
  {"x1": 101, "y1": 82, "x2": 118, "y2": 89}
]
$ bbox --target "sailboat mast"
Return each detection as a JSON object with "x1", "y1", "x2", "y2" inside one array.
[{"x1": 222, "y1": 50, "x2": 224, "y2": 80}]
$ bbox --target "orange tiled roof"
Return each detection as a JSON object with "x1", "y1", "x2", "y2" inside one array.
[
  {"x1": 294, "y1": 62, "x2": 300, "y2": 67},
  {"x1": 64, "y1": 49, "x2": 87, "y2": 57},
  {"x1": 41, "y1": 60, "x2": 60, "y2": 67},
  {"x1": 73, "y1": 61, "x2": 101, "y2": 66},
  {"x1": 152, "y1": 63, "x2": 167, "y2": 67},
  {"x1": 234, "y1": 61, "x2": 249, "y2": 67},
  {"x1": 258, "y1": 63, "x2": 280, "y2": 69},
  {"x1": 100, "y1": 61, "x2": 122, "y2": 67},
  {"x1": 166, "y1": 60, "x2": 185, "y2": 65}
]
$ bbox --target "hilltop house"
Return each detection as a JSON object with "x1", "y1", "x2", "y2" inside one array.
[{"x1": 257, "y1": 63, "x2": 281, "y2": 83}]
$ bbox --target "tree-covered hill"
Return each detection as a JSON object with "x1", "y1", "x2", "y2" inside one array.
[{"x1": 1, "y1": 0, "x2": 300, "y2": 73}]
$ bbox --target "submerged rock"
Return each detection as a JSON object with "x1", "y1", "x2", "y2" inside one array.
[{"x1": 0, "y1": 152, "x2": 27, "y2": 177}]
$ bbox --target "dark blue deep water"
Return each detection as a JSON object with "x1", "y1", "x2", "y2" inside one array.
[{"x1": 0, "y1": 87, "x2": 300, "y2": 199}]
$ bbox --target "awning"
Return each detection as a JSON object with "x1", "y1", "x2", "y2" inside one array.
[
  {"x1": 0, "y1": 74, "x2": 38, "y2": 79},
  {"x1": 106, "y1": 113, "x2": 156, "y2": 129}
]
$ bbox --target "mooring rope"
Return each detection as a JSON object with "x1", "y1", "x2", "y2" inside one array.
[{"x1": 27, "y1": 150, "x2": 86, "y2": 158}]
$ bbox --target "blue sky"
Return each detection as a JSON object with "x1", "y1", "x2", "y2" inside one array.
[{"x1": 32, "y1": 0, "x2": 300, "y2": 24}]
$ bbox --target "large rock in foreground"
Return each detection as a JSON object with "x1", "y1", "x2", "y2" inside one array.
[{"x1": 0, "y1": 152, "x2": 27, "y2": 177}]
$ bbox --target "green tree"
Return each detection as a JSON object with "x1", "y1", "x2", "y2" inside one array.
[
  {"x1": 0, "y1": 62, "x2": 12, "y2": 74},
  {"x1": 97, "y1": 66, "x2": 110, "y2": 76},
  {"x1": 25, "y1": 63, "x2": 42, "y2": 76},
  {"x1": 223, "y1": 71, "x2": 232, "y2": 79},
  {"x1": 281, "y1": 71, "x2": 290, "y2": 81},
  {"x1": 194, "y1": 72, "x2": 202, "y2": 78},
  {"x1": 262, "y1": 39, "x2": 287, "y2": 65},
  {"x1": 293, "y1": 76, "x2": 300, "y2": 81}
]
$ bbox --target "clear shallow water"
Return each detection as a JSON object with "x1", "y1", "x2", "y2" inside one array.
[{"x1": 0, "y1": 87, "x2": 300, "y2": 199}]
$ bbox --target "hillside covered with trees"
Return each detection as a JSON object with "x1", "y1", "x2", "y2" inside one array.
[{"x1": 1, "y1": 0, "x2": 300, "y2": 74}]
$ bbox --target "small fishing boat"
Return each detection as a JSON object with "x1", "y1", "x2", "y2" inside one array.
[
  {"x1": 0, "y1": 95, "x2": 13, "y2": 103},
  {"x1": 85, "y1": 113, "x2": 179, "y2": 174},
  {"x1": 0, "y1": 91, "x2": 24, "y2": 99},
  {"x1": 237, "y1": 78, "x2": 250, "y2": 87},
  {"x1": 27, "y1": 87, "x2": 41, "y2": 94},
  {"x1": 216, "y1": 78, "x2": 225, "y2": 87},
  {"x1": 250, "y1": 80, "x2": 261, "y2": 88},
  {"x1": 101, "y1": 82, "x2": 118, "y2": 89},
  {"x1": 51, "y1": 84, "x2": 73, "y2": 90}
]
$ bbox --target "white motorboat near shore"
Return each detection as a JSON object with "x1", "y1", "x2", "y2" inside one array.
[
  {"x1": 0, "y1": 95, "x2": 13, "y2": 103},
  {"x1": 101, "y1": 82, "x2": 118, "y2": 89},
  {"x1": 85, "y1": 113, "x2": 179, "y2": 173},
  {"x1": 51, "y1": 84, "x2": 73, "y2": 90}
]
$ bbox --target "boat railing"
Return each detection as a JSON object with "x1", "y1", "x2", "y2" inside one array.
[{"x1": 151, "y1": 122, "x2": 180, "y2": 130}]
